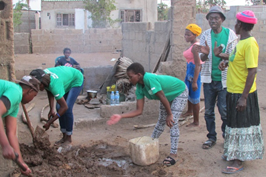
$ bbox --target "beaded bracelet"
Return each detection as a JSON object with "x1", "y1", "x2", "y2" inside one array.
[{"x1": 56, "y1": 113, "x2": 60, "y2": 118}]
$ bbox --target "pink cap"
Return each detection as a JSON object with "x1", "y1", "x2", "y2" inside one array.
[{"x1": 236, "y1": 10, "x2": 257, "y2": 24}]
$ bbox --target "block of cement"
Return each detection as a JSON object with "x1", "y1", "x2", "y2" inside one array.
[{"x1": 129, "y1": 136, "x2": 159, "y2": 166}]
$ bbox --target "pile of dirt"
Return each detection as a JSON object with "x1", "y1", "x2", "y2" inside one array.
[{"x1": 13, "y1": 141, "x2": 170, "y2": 177}]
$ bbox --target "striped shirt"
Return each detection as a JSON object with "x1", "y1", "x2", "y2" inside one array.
[{"x1": 199, "y1": 28, "x2": 238, "y2": 88}]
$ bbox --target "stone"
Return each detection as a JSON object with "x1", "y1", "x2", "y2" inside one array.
[{"x1": 129, "y1": 136, "x2": 159, "y2": 166}]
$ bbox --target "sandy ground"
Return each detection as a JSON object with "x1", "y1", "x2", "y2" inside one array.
[{"x1": 2, "y1": 53, "x2": 266, "y2": 176}]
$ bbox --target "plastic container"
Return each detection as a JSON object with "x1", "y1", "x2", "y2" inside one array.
[
  {"x1": 110, "y1": 91, "x2": 115, "y2": 105},
  {"x1": 115, "y1": 91, "x2": 120, "y2": 105}
]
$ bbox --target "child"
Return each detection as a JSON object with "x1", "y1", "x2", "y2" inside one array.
[
  {"x1": 182, "y1": 24, "x2": 203, "y2": 127},
  {"x1": 107, "y1": 63, "x2": 188, "y2": 166},
  {"x1": 0, "y1": 76, "x2": 40, "y2": 176},
  {"x1": 30, "y1": 66, "x2": 83, "y2": 146}
]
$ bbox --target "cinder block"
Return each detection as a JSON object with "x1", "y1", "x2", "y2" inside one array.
[{"x1": 129, "y1": 136, "x2": 159, "y2": 166}]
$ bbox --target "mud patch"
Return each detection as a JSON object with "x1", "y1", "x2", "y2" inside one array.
[{"x1": 15, "y1": 141, "x2": 170, "y2": 177}]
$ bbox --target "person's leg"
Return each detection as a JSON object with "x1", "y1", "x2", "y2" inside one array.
[
  {"x1": 186, "y1": 74, "x2": 201, "y2": 127},
  {"x1": 55, "y1": 93, "x2": 69, "y2": 145},
  {"x1": 169, "y1": 88, "x2": 188, "y2": 158},
  {"x1": 163, "y1": 87, "x2": 188, "y2": 166},
  {"x1": 186, "y1": 102, "x2": 200, "y2": 127},
  {"x1": 151, "y1": 102, "x2": 167, "y2": 139},
  {"x1": 182, "y1": 101, "x2": 193, "y2": 117},
  {"x1": 203, "y1": 82, "x2": 218, "y2": 145},
  {"x1": 64, "y1": 85, "x2": 83, "y2": 143},
  {"x1": 217, "y1": 82, "x2": 227, "y2": 139},
  {"x1": 182, "y1": 71, "x2": 193, "y2": 117}
]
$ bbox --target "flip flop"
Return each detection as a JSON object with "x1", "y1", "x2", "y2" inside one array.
[
  {"x1": 163, "y1": 156, "x2": 176, "y2": 167},
  {"x1": 202, "y1": 139, "x2": 216, "y2": 149},
  {"x1": 222, "y1": 166, "x2": 244, "y2": 174}
]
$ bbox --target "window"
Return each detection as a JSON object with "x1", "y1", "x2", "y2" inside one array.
[
  {"x1": 121, "y1": 10, "x2": 141, "y2": 22},
  {"x1": 56, "y1": 13, "x2": 75, "y2": 27}
]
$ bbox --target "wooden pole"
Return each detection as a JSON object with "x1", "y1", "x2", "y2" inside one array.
[{"x1": 21, "y1": 103, "x2": 35, "y2": 139}]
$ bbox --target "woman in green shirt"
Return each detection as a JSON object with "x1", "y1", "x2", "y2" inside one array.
[
  {"x1": 107, "y1": 63, "x2": 188, "y2": 166},
  {"x1": 30, "y1": 66, "x2": 83, "y2": 146},
  {"x1": 0, "y1": 76, "x2": 40, "y2": 176}
]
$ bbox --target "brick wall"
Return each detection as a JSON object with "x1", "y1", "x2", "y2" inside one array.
[
  {"x1": 14, "y1": 10, "x2": 36, "y2": 33},
  {"x1": 31, "y1": 28, "x2": 122, "y2": 54},
  {"x1": 14, "y1": 33, "x2": 30, "y2": 54}
]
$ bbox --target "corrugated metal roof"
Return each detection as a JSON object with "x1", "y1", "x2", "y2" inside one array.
[{"x1": 42, "y1": 0, "x2": 83, "y2": 1}]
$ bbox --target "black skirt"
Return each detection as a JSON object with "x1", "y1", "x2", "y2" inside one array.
[{"x1": 226, "y1": 90, "x2": 260, "y2": 128}]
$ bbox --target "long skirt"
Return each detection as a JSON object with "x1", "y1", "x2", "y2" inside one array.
[{"x1": 223, "y1": 91, "x2": 264, "y2": 161}]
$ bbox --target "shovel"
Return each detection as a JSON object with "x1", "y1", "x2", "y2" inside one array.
[{"x1": 21, "y1": 104, "x2": 51, "y2": 149}]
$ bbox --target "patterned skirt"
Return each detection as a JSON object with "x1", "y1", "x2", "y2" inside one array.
[{"x1": 223, "y1": 91, "x2": 264, "y2": 161}]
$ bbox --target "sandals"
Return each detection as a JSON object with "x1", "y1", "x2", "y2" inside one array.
[
  {"x1": 222, "y1": 166, "x2": 244, "y2": 174},
  {"x1": 163, "y1": 156, "x2": 176, "y2": 167},
  {"x1": 202, "y1": 139, "x2": 216, "y2": 149}
]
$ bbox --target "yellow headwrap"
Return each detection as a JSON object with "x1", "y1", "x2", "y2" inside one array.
[{"x1": 186, "y1": 24, "x2": 202, "y2": 36}]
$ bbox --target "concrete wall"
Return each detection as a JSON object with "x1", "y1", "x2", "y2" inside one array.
[
  {"x1": 14, "y1": 10, "x2": 36, "y2": 33},
  {"x1": 122, "y1": 21, "x2": 171, "y2": 72},
  {"x1": 31, "y1": 28, "x2": 122, "y2": 54},
  {"x1": 196, "y1": 5, "x2": 266, "y2": 62},
  {"x1": 14, "y1": 33, "x2": 30, "y2": 54}
]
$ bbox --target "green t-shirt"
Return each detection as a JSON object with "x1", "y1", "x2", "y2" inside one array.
[
  {"x1": 0, "y1": 80, "x2": 22, "y2": 118},
  {"x1": 44, "y1": 66, "x2": 84, "y2": 100},
  {"x1": 136, "y1": 72, "x2": 186, "y2": 102},
  {"x1": 211, "y1": 27, "x2": 229, "y2": 81}
]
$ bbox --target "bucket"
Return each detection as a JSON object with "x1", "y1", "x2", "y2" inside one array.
[{"x1": 87, "y1": 90, "x2": 97, "y2": 100}]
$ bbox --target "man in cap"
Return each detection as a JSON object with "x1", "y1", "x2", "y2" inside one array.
[
  {"x1": 197, "y1": 6, "x2": 238, "y2": 149},
  {"x1": 0, "y1": 76, "x2": 40, "y2": 176}
]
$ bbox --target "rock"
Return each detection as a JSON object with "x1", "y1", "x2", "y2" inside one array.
[{"x1": 129, "y1": 136, "x2": 159, "y2": 166}]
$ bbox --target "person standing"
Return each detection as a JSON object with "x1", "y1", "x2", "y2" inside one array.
[
  {"x1": 0, "y1": 76, "x2": 40, "y2": 176},
  {"x1": 219, "y1": 10, "x2": 264, "y2": 174},
  {"x1": 182, "y1": 24, "x2": 203, "y2": 127},
  {"x1": 30, "y1": 66, "x2": 84, "y2": 146},
  {"x1": 198, "y1": 6, "x2": 238, "y2": 149}
]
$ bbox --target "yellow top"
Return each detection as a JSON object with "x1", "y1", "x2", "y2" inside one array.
[{"x1": 227, "y1": 37, "x2": 259, "y2": 93}]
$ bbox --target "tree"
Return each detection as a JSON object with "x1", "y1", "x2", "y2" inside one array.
[
  {"x1": 83, "y1": 0, "x2": 119, "y2": 28},
  {"x1": 196, "y1": 0, "x2": 226, "y2": 13},
  {"x1": 13, "y1": 1, "x2": 28, "y2": 28},
  {"x1": 249, "y1": 0, "x2": 266, "y2": 5},
  {"x1": 204, "y1": 0, "x2": 226, "y2": 7},
  {"x1": 157, "y1": 3, "x2": 169, "y2": 21}
]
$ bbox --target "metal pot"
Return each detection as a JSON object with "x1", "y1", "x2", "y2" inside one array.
[{"x1": 87, "y1": 90, "x2": 97, "y2": 100}]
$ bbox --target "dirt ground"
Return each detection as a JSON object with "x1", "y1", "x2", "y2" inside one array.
[{"x1": 3, "y1": 53, "x2": 266, "y2": 177}]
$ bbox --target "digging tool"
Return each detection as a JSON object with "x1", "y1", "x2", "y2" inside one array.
[
  {"x1": 21, "y1": 103, "x2": 35, "y2": 125},
  {"x1": 21, "y1": 104, "x2": 35, "y2": 139},
  {"x1": 40, "y1": 104, "x2": 59, "y2": 128}
]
